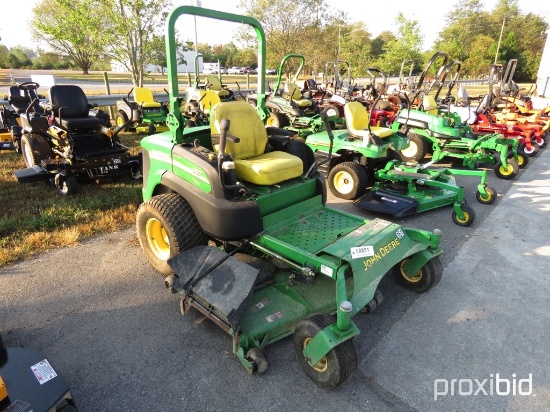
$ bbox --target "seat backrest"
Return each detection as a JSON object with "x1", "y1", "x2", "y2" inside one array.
[
  {"x1": 133, "y1": 87, "x2": 155, "y2": 105},
  {"x1": 210, "y1": 101, "x2": 268, "y2": 160},
  {"x1": 206, "y1": 76, "x2": 223, "y2": 91},
  {"x1": 9, "y1": 86, "x2": 31, "y2": 112},
  {"x1": 284, "y1": 83, "x2": 302, "y2": 100},
  {"x1": 199, "y1": 90, "x2": 221, "y2": 113},
  {"x1": 49, "y1": 85, "x2": 89, "y2": 118},
  {"x1": 422, "y1": 95, "x2": 439, "y2": 115},
  {"x1": 344, "y1": 101, "x2": 369, "y2": 132}
]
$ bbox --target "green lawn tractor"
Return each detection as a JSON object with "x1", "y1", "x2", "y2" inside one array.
[
  {"x1": 135, "y1": 5, "x2": 444, "y2": 389},
  {"x1": 354, "y1": 159, "x2": 496, "y2": 227},
  {"x1": 115, "y1": 87, "x2": 169, "y2": 134},
  {"x1": 305, "y1": 99, "x2": 410, "y2": 200},
  {"x1": 260, "y1": 53, "x2": 345, "y2": 138},
  {"x1": 182, "y1": 54, "x2": 238, "y2": 127},
  {"x1": 390, "y1": 52, "x2": 520, "y2": 180}
]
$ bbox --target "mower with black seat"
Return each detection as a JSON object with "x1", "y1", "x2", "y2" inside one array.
[{"x1": 14, "y1": 83, "x2": 141, "y2": 195}]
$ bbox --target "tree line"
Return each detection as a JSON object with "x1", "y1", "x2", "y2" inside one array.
[{"x1": 0, "y1": 0, "x2": 546, "y2": 85}]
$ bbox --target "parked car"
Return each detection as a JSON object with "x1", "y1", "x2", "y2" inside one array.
[
  {"x1": 219, "y1": 67, "x2": 228, "y2": 74},
  {"x1": 266, "y1": 68, "x2": 277, "y2": 75},
  {"x1": 241, "y1": 67, "x2": 257, "y2": 74},
  {"x1": 228, "y1": 66, "x2": 243, "y2": 74}
]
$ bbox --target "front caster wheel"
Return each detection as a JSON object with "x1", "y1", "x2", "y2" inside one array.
[
  {"x1": 55, "y1": 173, "x2": 78, "y2": 196},
  {"x1": 451, "y1": 204, "x2": 476, "y2": 227},
  {"x1": 493, "y1": 158, "x2": 519, "y2": 180},
  {"x1": 476, "y1": 187, "x2": 496, "y2": 205},
  {"x1": 294, "y1": 313, "x2": 357, "y2": 389},
  {"x1": 246, "y1": 348, "x2": 268, "y2": 374},
  {"x1": 392, "y1": 255, "x2": 443, "y2": 293}
]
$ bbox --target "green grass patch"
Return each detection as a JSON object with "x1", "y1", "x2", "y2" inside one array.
[{"x1": 0, "y1": 132, "x2": 143, "y2": 267}]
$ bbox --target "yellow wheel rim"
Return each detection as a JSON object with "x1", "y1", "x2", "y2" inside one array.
[
  {"x1": 400, "y1": 259, "x2": 423, "y2": 283},
  {"x1": 266, "y1": 116, "x2": 277, "y2": 126},
  {"x1": 516, "y1": 155, "x2": 525, "y2": 167},
  {"x1": 117, "y1": 116, "x2": 125, "y2": 127},
  {"x1": 499, "y1": 163, "x2": 514, "y2": 176},
  {"x1": 145, "y1": 217, "x2": 170, "y2": 260},
  {"x1": 455, "y1": 211, "x2": 470, "y2": 224},
  {"x1": 303, "y1": 337, "x2": 328, "y2": 373},
  {"x1": 479, "y1": 192, "x2": 493, "y2": 202},
  {"x1": 333, "y1": 171, "x2": 354, "y2": 195}
]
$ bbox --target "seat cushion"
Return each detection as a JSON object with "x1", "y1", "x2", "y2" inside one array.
[{"x1": 234, "y1": 151, "x2": 303, "y2": 185}]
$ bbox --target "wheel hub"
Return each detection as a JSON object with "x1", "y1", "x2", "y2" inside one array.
[{"x1": 145, "y1": 218, "x2": 170, "y2": 260}]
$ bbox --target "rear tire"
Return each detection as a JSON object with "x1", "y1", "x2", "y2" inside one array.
[
  {"x1": 21, "y1": 134, "x2": 53, "y2": 167},
  {"x1": 293, "y1": 313, "x2": 357, "y2": 389},
  {"x1": 327, "y1": 162, "x2": 368, "y2": 200},
  {"x1": 266, "y1": 111, "x2": 288, "y2": 128},
  {"x1": 400, "y1": 132, "x2": 427, "y2": 161},
  {"x1": 115, "y1": 111, "x2": 130, "y2": 132},
  {"x1": 136, "y1": 194, "x2": 208, "y2": 275}
]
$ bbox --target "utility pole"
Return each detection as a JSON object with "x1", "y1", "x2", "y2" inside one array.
[{"x1": 494, "y1": 18, "x2": 506, "y2": 64}]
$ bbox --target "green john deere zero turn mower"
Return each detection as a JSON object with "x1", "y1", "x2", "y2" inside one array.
[
  {"x1": 135, "y1": 6, "x2": 444, "y2": 389},
  {"x1": 390, "y1": 52, "x2": 521, "y2": 180}
]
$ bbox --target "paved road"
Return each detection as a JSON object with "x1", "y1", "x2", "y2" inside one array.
[{"x1": 2, "y1": 148, "x2": 540, "y2": 411}]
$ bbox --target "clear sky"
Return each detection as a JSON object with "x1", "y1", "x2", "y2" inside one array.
[{"x1": 1, "y1": 0, "x2": 548, "y2": 52}]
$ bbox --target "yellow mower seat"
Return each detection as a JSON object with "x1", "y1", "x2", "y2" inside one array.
[
  {"x1": 344, "y1": 101, "x2": 394, "y2": 140},
  {"x1": 205, "y1": 76, "x2": 231, "y2": 98},
  {"x1": 284, "y1": 83, "x2": 313, "y2": 108},
  {"x1": 199, "y1": 90, "x2": 222, "y2": 114},
  {"x1": 210, "y1": 101, "x2": 303, "y2": 185},
  {"x1": 422, "y1": 95, "x2": 439, "y2": 115},
  {"x1": 134, "y1": 87, "x2": 162, "y2": 108}
]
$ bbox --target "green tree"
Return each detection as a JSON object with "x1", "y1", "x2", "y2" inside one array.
[
  {"x1": 32, "y1": 0, "x2": 106, "y2": 74},
  {"x1": 0, "y1": 45, "x2": 11, "y2": 69},
  {"x1": 8, "y1": 48, "x2": 32, "y2": 69},
  {"x1": 99, "y1": 0, "x2": 172, "y2": 86},
  {"x1": 378, "y1": 13, "x2": 424, "y2": 75}
]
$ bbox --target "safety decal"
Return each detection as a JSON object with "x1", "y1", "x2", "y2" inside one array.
[{"x1": 31, "y1": 359, "x2": 57, "y2": 385}]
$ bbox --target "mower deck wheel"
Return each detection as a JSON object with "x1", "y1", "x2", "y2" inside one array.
[
  {"x1": 493, "y1": 158, "x2": 519, "y2": 180},
  {"x1": 327, "y1": 162, "x2": 368, "y2": 200},
  {"x1": 451, "y1": 204, "x2": 476, "y2": 227},
  {"x1": 293, "y1": 313, "x2": 357, "y2": 389},
  {"x1": 520, "y1": 142, "x2": 539, "y2": 157},
  {"x1": 392, "y1": 255, "x2": 443, "y2": 293},
  {"x1": 136, "y1": 194, "x2": 208, "y2": 275},
  {"x1": 476, "y1": 187, "x2": 497, "y2": 205},
  {"x1": 246, "y1": 348, "x2": 268, "y2": 374},
  {"x1": 509, "y1": 150, "x2": 528, "y2": 169}
]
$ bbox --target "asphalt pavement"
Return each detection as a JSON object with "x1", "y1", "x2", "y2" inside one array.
[{"x1": 1, "y1": 147, "x2": 549, "y2": 411}]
